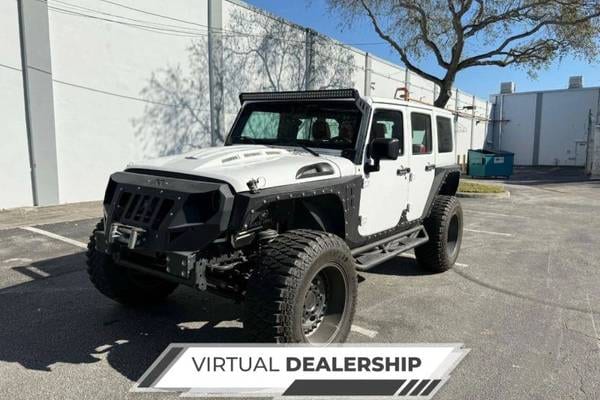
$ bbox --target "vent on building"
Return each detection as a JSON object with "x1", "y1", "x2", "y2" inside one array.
[
  {"x1": 500, "y1": 82, "x2": 515, "y2": 94},
  {"x1": 568, "y1": 76, "x2": 584, "y2": 89}
]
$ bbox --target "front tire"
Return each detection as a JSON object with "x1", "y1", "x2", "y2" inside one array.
[
  {"x1": 415, "y1": 195, "x2": 463, "y2": 272},
  {"x1": 244, "y1": 229, "x2": 357, "y2": 344},
  {"x1": 86, "y1": 221, "x2": 178, "y2": 305}
]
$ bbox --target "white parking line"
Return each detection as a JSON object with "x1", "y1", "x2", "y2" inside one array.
[
  {"x1": 464, "y1": 228, "x2": 513, "y2": 237},
  {"x1": 465, "y1": 209, "x2": 529, "y2": 219},
  {"x1": 351, "y1": 324, "x2": 378, "y2": 338},
  {"x1": 25, "y1": 266, "x2": 51, "y2": 278},
  {"x1": 20, "y1": 226, "x2": 88, "y2": 249}
]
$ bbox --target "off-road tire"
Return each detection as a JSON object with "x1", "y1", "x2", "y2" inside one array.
[
  {"x1": 415, "y1": 195, "x2": 463, "y2": 272},
  {"x1": 244, "y1": 229, "x2": 357, "y2": 344},
  {"x1": 86, "y1": 220, "x2": 178, "y2": 305}
]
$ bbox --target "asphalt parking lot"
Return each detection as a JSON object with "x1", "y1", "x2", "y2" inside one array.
[{"x1": 1, "y1": 168, "x2": 599, "y2": 400}]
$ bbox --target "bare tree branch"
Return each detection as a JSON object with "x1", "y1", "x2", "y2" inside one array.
[
  {"x1": 359, "y1": 0, "x2": 443, "y2": 85},
  {"x1": 327, "y1": 0, "x2": 600, "y2": 106},
  {"x1": 460, "y1": 9, "x2": 600, "y2": 69}
]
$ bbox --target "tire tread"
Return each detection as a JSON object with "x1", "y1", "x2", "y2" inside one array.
[
  {"x1": 244, "y1": 229, "x2": 357, "y2": 343},
  {"x1": 415, "y1": 195, "x2": 462, "y2": 272}
]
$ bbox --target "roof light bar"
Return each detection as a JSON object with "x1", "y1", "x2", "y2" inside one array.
[{"x1": 239, "y1": 89, "x2": 359, "y2": 104}]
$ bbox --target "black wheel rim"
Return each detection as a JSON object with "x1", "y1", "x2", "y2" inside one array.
[
  {"x1": 301, "y1": 263, "x2": 347, "y2": 343},
  {"x1": 447, "y1": 214, "x2": 460, "y2": 258}
]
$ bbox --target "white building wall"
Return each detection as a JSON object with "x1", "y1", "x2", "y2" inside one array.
[
  {"x1": 493, "y1": 88, "x2": 600, "y2": 166},
  {"x1": 222, "y1": 0, "x2": 308, "y2": 131},
  {"x1": 454, "y1": 90, "x2": 475, "y2": 162},
  {"x1": 347, "y1": 47, "x2": 367, "y2": 95},
  {"x1": 497, "y1": 93, "x2": 538, "y2": 165},
  {"x1": 472, "y1": 98, "x2": 489, "y2": 149},
  {"x1": 589, "y1": 125, "x2": 600, "y2": 176},
  {"x1": 408, "y1": 72, "x2": 435, "y2": 105},
  {"x1": 538, "y1": 89, "x2": 600, "y2": 166},
  {"x1": 0, "y1": 0, "x2": 34, "y2": 208},
  {"x1": 369, "y1": 57, "x2": 406, "y2": 99},
  {"x1": 47, "y1": 0, "x2": 209, "y2": 203}
]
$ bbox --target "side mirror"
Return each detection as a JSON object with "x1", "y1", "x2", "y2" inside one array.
[
  {"x1": 371, "y1": 138, "x2": 400, "y2": 160},
  {"x1": 365, "y1": 138, "x2": 400, "y2": 174}
]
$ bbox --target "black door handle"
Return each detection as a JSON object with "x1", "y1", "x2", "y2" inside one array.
[
  {"x1": 397, "y1": 167, "x2": 411, "y2": 176},
  {"x1": 425, "y1": 164, "x2": 436, "y2": 171}
]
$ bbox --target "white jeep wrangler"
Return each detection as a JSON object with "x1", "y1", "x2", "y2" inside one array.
[{"x1": 88, "y1": 89, "x2": 463, "y2": 344}]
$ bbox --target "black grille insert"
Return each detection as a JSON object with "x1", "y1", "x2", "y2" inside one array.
[{"x1": 115, "y1": 191, "x2": 174, "y2": 229}]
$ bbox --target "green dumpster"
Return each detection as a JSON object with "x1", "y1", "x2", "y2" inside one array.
[{"x1": 468, "y1": 149, "x2": 514, "y2": 178}]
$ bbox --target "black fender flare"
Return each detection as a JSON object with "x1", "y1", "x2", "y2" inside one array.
[{"x1": 422, "y1": 165, "x2": 461, "y2": 219}]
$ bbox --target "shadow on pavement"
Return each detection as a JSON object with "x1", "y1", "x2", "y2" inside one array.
[
  {"x1": 0, "y1": 252, "x2": 244, "y2": 381},
  {"x1": 1, "y1": 251, "x2": 437, "y2": 382},
  {"x1": 361, "y1": 255, "x2": 438, "y2": 276}
]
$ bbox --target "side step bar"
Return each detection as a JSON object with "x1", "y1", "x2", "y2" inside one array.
[{"x1": 351, "y1": 225, "x2": 429, "y2": 271}]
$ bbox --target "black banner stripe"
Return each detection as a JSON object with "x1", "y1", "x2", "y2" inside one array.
[
  {"x1": 138, "y1": 346, "x2": 184, "y2": 388},
  {"x1": 398, "y1": 379, "x2": 419, "y2": 396},
  {"x1": 283, "y1": 379, "x2": 406, "y2": 396},
  {"x1": 420, "y1": 379, "x2": 442, "y2": 396},
  {"x1": 409, "y1": 379, "x2": 431, "y2": 396}
]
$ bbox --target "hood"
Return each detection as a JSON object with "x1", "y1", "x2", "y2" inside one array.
[{"x1": 127, "y1": 145, "x2": 357, "y2": 192}]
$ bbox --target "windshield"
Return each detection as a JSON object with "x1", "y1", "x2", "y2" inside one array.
[{"x1": 228, "y1": 101, "x2": 362, "y2": 150}]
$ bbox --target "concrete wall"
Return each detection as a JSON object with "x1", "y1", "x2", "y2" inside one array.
[
  {"x1": 537, "y1": 89, "x2": 599, "y2": 166},
  {"x1": 48, "y1": 0, "x2": 209, "y2": 204},
  {"x1": 589, "y1": 125, "x2": 600, "y2": 176},
  {"x1": 497, "y1": 93, "x2": 538, "y2": 165},
  {"x1": 492, "y1": 88, "x2": 600, "y2": 166},
  {"x1": 369, "y1": 57, "x2": 407, "y2": 99},
  {"x1": 1, "y1": 0, "x2": 491, "y2": 209},
  {"x1": 0, "y1": 0, "x2": 33, "y2": 208}
]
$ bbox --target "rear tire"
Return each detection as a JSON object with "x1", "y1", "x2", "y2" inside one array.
[
  {"x1": 415, "y1": 195, "x2": 463, "y2": 272},
  {"x1": 244, "y1": 229, "x2": 357, "y2": 344},
  {"x1": 86, "y1": 221, "x2": 178, "y2": 305}
]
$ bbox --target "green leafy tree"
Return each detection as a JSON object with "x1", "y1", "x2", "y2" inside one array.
[{"x1": 326, "y1": 0, "x2": 600, "y2": 107}]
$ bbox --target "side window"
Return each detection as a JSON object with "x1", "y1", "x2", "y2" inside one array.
[
  {"x1": 370, "y1": 109, "x2": 404, "y2": 155},
  {"x1": 241, "y1": 111, "x2": 279, "y2": 139},
  {"x1": 411, "y1": 113, "x2": 432, "y2": 154},
  {"x1": 436, "y1": 116, "x2": 453, "y2": 153}
]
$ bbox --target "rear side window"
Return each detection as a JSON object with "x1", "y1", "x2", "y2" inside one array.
[
  {"x1": 436, "y1": 116, "x2": 453, "y2": 153},
  {"x1": 411, "y1": 113, "x2": 432, "y2": 154},
  {"x1": 370, "y1": 109, "x2": 404, "y2": 155}
]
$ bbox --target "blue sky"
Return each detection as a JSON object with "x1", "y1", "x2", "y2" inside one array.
[{"x1": 246, "y1": 0, "x2": 600, "y2": 99}]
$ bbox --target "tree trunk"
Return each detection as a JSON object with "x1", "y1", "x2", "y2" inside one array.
[{"x1": 434, "y1": 83, "x2": 453, "y2": 108}]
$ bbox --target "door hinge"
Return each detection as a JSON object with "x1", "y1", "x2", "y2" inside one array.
[
  {"x1": 358, "y1": 216, "x2": 366, "y2": 226},
  {"x1": 406, "y1": 203, "x2": 410, "y2": 212}
]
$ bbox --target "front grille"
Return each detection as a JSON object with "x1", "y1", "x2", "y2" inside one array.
[
  {"x1": 115, "y1": 191, "x2": 174, "y2": 229},
  {"x1": 103, "y1": 171, "x2": 234, "y2": 252}
]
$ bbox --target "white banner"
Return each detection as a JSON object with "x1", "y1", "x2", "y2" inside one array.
[{"x1": 134, "y1": 344, "x2": 469, "y2": 398}]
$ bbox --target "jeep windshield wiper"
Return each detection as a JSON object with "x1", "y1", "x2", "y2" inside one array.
[
  {"x1": 279, "y1": 141, "x2": 319, "y2": 157},
  {"x1": 298, "y1": 145, "x2": 320, "y2": 157}
]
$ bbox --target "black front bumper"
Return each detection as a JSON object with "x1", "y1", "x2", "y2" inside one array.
[{"x1": 100, "y1": 171, "x2": 234, "y2": 252}]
